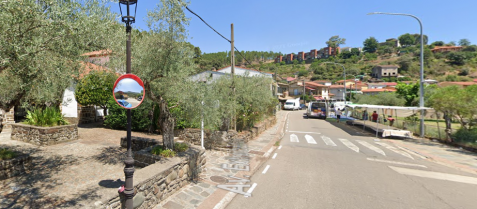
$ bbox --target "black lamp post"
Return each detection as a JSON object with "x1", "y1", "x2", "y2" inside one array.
[{"x1": 119, "y1": 1, "x2": 137, "y2": 209}]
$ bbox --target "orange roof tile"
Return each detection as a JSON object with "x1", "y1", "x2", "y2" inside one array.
[{"x1": 81, "y1": 49, "x2": 112, "y2": 57}]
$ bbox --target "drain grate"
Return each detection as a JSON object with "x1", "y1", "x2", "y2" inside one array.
[
  {"x1": 210, "y1": 176, "x2": 228, "y2": 184},
  {"x1": 248, "y1": 150, "x2": 265, "y2": 155}
]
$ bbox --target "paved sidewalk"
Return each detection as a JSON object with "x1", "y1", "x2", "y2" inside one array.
[{"x1": 155, "y1": 111, "x2": 288, "y2": 209}]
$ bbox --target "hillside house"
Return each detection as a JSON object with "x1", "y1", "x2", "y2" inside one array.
[{"x1": 371, "y1": 65, "x2": 399, "y2": 79}]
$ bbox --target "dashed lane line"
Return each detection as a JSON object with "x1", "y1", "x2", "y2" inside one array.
[
  {"x1": 272, "y1": 153, "x2": 277, "y2": 159},
  {"x1": 262, "y1": 165, "x2": 271, "y2": 174}
]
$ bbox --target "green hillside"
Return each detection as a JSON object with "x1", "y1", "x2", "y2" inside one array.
[{"x1": 195, "y1": 36, "x2": 477, "y2": 83}]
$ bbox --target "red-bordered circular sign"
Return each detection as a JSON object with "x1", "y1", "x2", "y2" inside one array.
[{"x1": 113, "y1": 74, "x2": 145, "y2": 109}]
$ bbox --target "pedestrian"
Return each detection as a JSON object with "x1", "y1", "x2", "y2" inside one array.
[
  {"x1": 336, "y1": 108, "x2": 342, "y2": 123},
  {"x1": 371, "y1": 111, "x2": 378, "y2": 122},
  {"x1": 362, "y1": 110, "x2": 368, "y2": 121}
]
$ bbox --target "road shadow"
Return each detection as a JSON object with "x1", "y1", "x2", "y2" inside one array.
[
  {"x1": 98, "y1": 179, "x2": 124, "y2": 189},
  {"x1": 92, "y1": 146, "x2": 126, "y2": 165}
]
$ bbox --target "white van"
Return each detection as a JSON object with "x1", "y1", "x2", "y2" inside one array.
[{"x1": 284, "y1": 99, "x2": 300, "y2": 111}]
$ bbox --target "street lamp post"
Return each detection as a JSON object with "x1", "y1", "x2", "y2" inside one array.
[
  {"x1": 323, "y1": 62, "x2": 346, "y2": 103},
  {"x1": 119, "y1": 1, "x2": 138, "y2": 208},
  {"x1": 368, "y1": 12, "x2": 425, "y2": 138}
]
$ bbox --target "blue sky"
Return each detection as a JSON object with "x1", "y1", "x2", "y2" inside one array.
[
  {"x1": 114, "y1": 78, "x2": 143, "y2": 93},
  {"x1": 109, "y1": 0, "x2": 476, "y2": 54}
]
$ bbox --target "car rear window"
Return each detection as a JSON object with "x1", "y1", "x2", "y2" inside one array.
[
  {"x1": 285, "y1": 102, "x2": 294, "y2": 105},
  {"x1": 311, "y1": 103, "x2": 326, "y2": 108}
]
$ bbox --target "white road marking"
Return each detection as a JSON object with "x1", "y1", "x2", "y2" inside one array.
[
  {"x1": 290, "y1": 134, "x2": 299, "y2": 143},
  {"x1": 395, "y1": 145, "x2": 427, "y2": 159},
  {"x1": 339, "y1": 138, "x2": 359, "y2": 153},
  {"x1": 262, "y1": 165, "x2": 271, "y2": 174},
  {"x1": 367, "y1": 158, "x2": 427, "y2": 168},
  {"x1": 356, "y1": 140, "x2": 385, "y2": 156},
  {"x1": 263, "y1": 147, "x2": 274, "y2": 157},
  {"x1": 272, "y1": 153, "x2": 277, "y2": 159},
  {"x1": 244, "y1": 183, "x2": 258, "y2": 197},
  {"x1": 321, "y1": 135, "x2": 336, "y2": 146},
  {"x1": 305, "y1": 134, "x2": 317, "y2": 144},
  {"x1": 376, "y1": 142, "x2": 414, "y2": 159},
  {"x1": 278, "y1": 145, "x2": 282, "y2": 150},
  {"x1": 389, "y1": 166, "x2": 477, "y2": 185},
  {"x1": 288, "y1": 131, "x2": 321, "y2": 134}
]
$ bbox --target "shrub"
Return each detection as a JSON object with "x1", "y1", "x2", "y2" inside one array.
[
  {"x1": 24, "y1": 107, "x2": 68, "y2": 127},
  {"x1": 151, "y1": 145, "x2": 176, "y2": 157},
  {"x1": 0, "y1": 148, "x2": 16, "y2": 160},
  {"x1": 452, "y1": 128, "x2": 477, "y2": 145},
  {"x1": 104, "y1": 97, "x2": 152, "y2": 131},
  {"x1": 174, "y1": 142, "x2": 189, "y2": 152}
]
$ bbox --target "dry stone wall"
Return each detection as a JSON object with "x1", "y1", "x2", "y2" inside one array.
[
  {"x1": 104, "y1": 146, "x2": 206, "y2": 209},
  {"x1": 0, "y1": 154, "x2": 32, "y2": 180},
  {"x1": 10, "y1": 124, "x2": 78, "y2": 146},
  {"x1": 179, "y1": 116, "x2": 276, "y2": 149}
]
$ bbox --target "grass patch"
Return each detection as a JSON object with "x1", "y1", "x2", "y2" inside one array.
[
  {"x1": 274, "y1": 141, "x2": 280, "y2": 146},
  {"x1": 0, "y1": 148, "x2": 17, "y2": 160}
]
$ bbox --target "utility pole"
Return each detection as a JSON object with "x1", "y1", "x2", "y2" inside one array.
[{"x1": 231, "y1": 23, "x2": 236, "y2": 131}]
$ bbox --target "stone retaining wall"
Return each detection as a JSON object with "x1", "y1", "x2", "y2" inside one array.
[
  {"x1": 104, "y1": 146, "x2": 206, "y2": 209},
  {"x1": 0, "y1": 154, "x2": 32, "y2": 180},
  {"x1": 120, "y1": 136, "x2": 160, "y2": 151},
  {"x1": 180, "y1": 116, "x2": 276, "y2": 149},
  {"x1": 10, "y1": 124, "x2": 78, "y2": 146}
]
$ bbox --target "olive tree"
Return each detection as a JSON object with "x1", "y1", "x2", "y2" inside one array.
[{"x1": 0, "y1": 0, "x2": 122, "y2": 110}]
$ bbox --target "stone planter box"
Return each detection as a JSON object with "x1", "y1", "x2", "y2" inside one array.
[
  {"x1": 11, "y1": 123, "x2": 78, "y2": 146},
  {"x1": 0, "y1": 154, "x2": 32, "y2": 180}
]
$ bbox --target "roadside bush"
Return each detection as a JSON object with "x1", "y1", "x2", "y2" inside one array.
[
  {"x1": 104, "y1": 97, "x2": 152, "y2": 131},
  {"x1": 0, "y1": 148, "x2": 16, "y2": 160},
  {"x1": 24, "y1": 107, "x2": 68, "y2": 127},
  {"x1": 174, "y1": 142, "x2": 189, "y2": 152},
  {"x1": 452, "y1": 128, "x2": 477, "y2": 145},
  {"x1": 151, "y1": 145, "x2": 176, "y2": 157}
]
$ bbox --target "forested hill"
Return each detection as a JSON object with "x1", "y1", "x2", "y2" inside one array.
[{"x1": 192, "y1": 35, "x2": 477, "y2": 83}]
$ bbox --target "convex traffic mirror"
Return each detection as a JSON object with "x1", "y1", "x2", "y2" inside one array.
[{"x1": 113, "y1": 74, "x2": 145, "y2": 109}]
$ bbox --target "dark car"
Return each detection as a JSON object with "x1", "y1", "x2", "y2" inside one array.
[
  {"x1": 137, "y1": 96, "x2": 143, "y2": 101},
  {"x1": 299, "y1": 104, "x2": 307, "y2": 110}
]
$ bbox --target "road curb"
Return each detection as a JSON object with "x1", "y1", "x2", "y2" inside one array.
[{"x1": 206, "y1": 111, "x2": 289, "y2": 209}]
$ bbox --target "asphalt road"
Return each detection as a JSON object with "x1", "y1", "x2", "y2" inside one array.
[{"x1": 226, "y1": 110, "x2": 477, "y2": 209}]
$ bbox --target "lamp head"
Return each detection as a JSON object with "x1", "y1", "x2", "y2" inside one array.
[{"x1": 119, "y1": 0, "x2": 138, "y2": 32}]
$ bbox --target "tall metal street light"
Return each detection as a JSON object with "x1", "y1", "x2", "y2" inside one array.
[
  {"x1": 119, "y1": 1, "x2": 137, "y2": 208},
  {"x1": 323, "y1": 62, "x2": 346, "y2": 103},
  {"x1": 367, "y1": 12, "x2": 425, "y2": 138}
]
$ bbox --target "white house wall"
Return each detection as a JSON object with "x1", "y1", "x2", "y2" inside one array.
[
  {"x1": 61, "y1": 84, "x2": 78, "y2": 117},
  {"x1": 217, "y1": 67, "x2": 273, "y2": 78}
]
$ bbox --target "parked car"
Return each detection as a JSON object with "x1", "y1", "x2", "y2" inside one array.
[
  {"x1": 137, "y1": 96, "x2": 143, "y2": 101},
  {"x1": 117, "y1": 100, "x2": 132, "y2": 108},
  {"x1": 300, "y1": 104, "x2": 307, "y2": 110}
]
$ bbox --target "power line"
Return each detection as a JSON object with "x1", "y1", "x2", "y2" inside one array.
[{"x1": 181, "y1": 2, "x2": 253, "y2": 66}]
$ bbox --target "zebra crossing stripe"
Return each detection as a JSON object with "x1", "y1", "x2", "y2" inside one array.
[
  {"x1": 321, "y1": 135, "x2": 336, "y2": 146},
  {"x1": 290, "y1": 134, "x2": 299, "y2": 143},
  {"x1": 339, "y1": 138, "x2": 359, "y2": 153},
  {"x1": 305, "y1": 135, "x2": 317, "y2": 144},
  {"x1": 356, "y1": 140, "x2": 386, "y2": 156},
  {"x1": 375, "y1": 142, "x2": 414, "y2": 159}
]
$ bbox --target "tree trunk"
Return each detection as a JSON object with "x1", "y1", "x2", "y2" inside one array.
[
  {"x1": 159, "y1": 98, "x2": 175, "y2": 150},
  {"x1": 443, "y1": 111, "x2": 453, "y2": 142}
]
